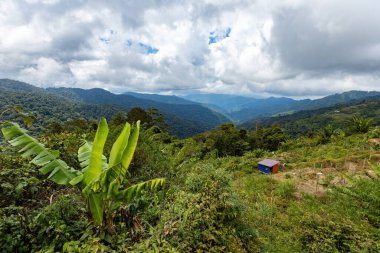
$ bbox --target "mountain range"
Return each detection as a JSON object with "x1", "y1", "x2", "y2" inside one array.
[
  {"x1": 241, "y1": 94, "x2": 380, "y2": 136},
  {"x1": 183, "y1": 91, "x2": 380, "y2": 122},
  {"x1": 1, "y1": 78, "x2": 379, "y2": 138},
  {"x1": 0, "y1": 79, "x2": 228, "y2": 137}
]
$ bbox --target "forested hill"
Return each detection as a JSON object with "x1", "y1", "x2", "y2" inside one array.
[
  {"x1": 46, "y1": 86, "x2": 229, "y2": 136},
  {"x1": 184, "y1": 91, "x2": 380, "y2": 122},
  {"x1": 0, "y1": 80, "x2": 128, "y2": 133},
  {"x1": 241, "y1": 95, "x2": 380, "y2": 137},
  {"x1": 124, "y1": 92, "x2": 196, "y2": 105},
  {"x1": 0, "y1": 79, "x2": 229, "y2": 137}
]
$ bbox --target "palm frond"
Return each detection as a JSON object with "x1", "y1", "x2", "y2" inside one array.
[{"x1": 1, "y1": 122, "x2": 79, "y2": 185}]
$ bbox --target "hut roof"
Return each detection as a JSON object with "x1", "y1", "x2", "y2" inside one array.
[{"x1": 258, "y1": 159, "x2": 279, "y2": 167}]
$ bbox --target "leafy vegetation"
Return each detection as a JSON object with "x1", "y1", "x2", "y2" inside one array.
[
  {"x1": 243, "y1": 95, "x2": 380, "y2": 137},
  {"x1": 185, "y1": 91, "x2": 380, "y2": 122},
  {"x1": 0, "y1": 86, "x2": 379, "y2": 252},
  {"x1": 2, "y1": 118, "x2": 165, "y2": 234},
  {"x1": 0, "y1": 79, "x2": 228, "y2": 138}
]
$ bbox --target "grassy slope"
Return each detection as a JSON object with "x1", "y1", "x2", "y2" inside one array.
[{"x1": 214, "y1": 132, "x2": 380, "y2": 252}]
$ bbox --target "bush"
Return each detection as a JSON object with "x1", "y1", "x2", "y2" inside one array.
[
  {"x1": 132, "y1": 163, "x2": 245, "y2": 252},
  {"x1": 29, "y1": 195, "x2": 88, "y2": 251},
  {"x1": 351, "y1": 116, "x2": 372, "y2": 134},
  {"x1": 0, "y1": 206, "x2": 29, "y2": 252}
]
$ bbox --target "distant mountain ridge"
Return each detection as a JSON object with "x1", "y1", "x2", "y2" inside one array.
[
  {"x1": 47, "y1": 87, "x2": 229, "y2": 137},
  {"x1": 0, "y1": 78, "x2": 43, "y2": 93},
  {"x1": 183, "y1": 91, "x2": 380, "y2": 122},
  {"x1": 1, "y1": 78, "x2": 379, "y2": 137},
  {"x1": 0, "y1": 79, "x2": 229, "y2": 137},
  {"x1": 241, "y1": 95, "x2": 380, "y2": 137},
  {"x1": 124, "y1": 92, "x2": 196, "y2": 105}
]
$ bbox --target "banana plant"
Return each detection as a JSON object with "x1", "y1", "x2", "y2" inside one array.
[{"x1": 1, "y1": 117, "x2": 165, "y2": 232}]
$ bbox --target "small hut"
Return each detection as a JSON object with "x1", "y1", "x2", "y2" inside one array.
[{"x1": 258, "y1": 159, "x2": 280, "y2": 174}]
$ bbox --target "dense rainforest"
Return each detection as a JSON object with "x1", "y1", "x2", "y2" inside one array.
[
  {"x1": 0, "y1": 81, "x2": 379, "y2": 252},
  {"x1": 0, "y1": 79, "x2": 228, "y2": 138}
]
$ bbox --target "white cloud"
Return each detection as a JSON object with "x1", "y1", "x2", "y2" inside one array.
[
  {"x1": 19, "y1": 57, "x2": 72, "y2": 86},
  {"x1": 0, "y1": 0, "x2": 379, "y2": 97}
]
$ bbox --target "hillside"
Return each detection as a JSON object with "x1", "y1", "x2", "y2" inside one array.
[
  {"x1": 241, "y1": 95, "x2": 380, "y2": 137},
  {"x1": 124, "y1": 92, "x2": 196, "y2": 105},
  {"x1": 184, "y1": 91, "x2": 380, "y2": 122},
  {"x1": 0, "y1": 81, "x2": 123, "y2": 133},
  {"x1": 0, "y1": 79, "x2": 228, "y2": 137},
  {"x1": 1, "y1": 104, "x2": 379, "y2": 252},
  {"x1": 1, "y1": 80, "x2": 379, "y2": 252},
  {"x1": 47, "y1": 86, "x2": 228, "y2": 137}
]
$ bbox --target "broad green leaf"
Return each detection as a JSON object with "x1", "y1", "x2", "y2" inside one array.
[
  {"x1": 106, "y1": 121, "x2": 140, "y2": 183},
  {"x1": 1, "y1": 122, "x2": 78, "y2": 185},
  {"x1": 82, "y1": 117, "x2": 109, "y2": 186},
  {"x1": 121, "y1": 121, "x2": 140, "y2": 170},
  {"x1": 78, "y1": 141, "x2": 108, "y2": 171},
  {"x1": 109, "y1": 123, "x2": 131, "y2": 168},
  {"x1": 106, "y1": 179, "x2": 120, "y2": 199},
  {"x1": 88, "y1": 193, "x2": 104, "y2": 225},
  {"x1": 69, "y1": 174, "x2": 84, "y2": 186}
]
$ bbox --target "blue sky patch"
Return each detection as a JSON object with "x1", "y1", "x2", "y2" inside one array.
[
  {"x1": 125, "y1": 40, "x2": 159, "y2": 54},
  {"x1": 138, "y1": 42, "x2": 159, "y2": 54},
  {"x1": 209, "y1": 27, "x2": 231, "y2": 45}
]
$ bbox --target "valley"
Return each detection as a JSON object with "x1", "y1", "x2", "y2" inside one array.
[{"x1": 0, "y1": 79, "x2": 379, "y2": 252}]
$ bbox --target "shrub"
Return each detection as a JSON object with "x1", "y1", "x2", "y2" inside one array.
[
  {"x1": 0, "y1": 206, "x2": 29, "y2": 252},
  {"x1": 133, "y1": 163, "x2": 245, "y2": 252},
  {"x1": 351, "y1": 115, "x2": 372, "y2": 134},
  {"x1": 29, "y1": 195, "x2": 88, "y2": 251}
]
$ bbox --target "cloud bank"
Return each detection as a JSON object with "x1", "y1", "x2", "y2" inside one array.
[{"x1": 1, "y1": 0, "x2": 379, "y2": 97}]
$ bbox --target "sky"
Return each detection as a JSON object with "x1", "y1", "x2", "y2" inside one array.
[{"x1": 0, "y1": 0, "x2": 379, "y2": 98}]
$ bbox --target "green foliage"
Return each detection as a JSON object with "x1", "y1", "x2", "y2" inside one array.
[
  {"x1": 194, "y1": 123, "x2": 286, "y2": 158},
  {"x1": 1, "y1": 118, "x2": 165, "y2": 233},
  {"x1": 2, "y1": 122, "x2": 79, "y2": 185},
  {"x1": 1, "y1": 83, "x2": 379, "y2": 252},
  {"x1": 0, "y1": 151, "x2": 43, "y2": 207},
  {"x1": 317, "y1": 124, "x2": 336, "y2": 144},
  {"x1": 132, "y1": 162, "x2": 244, "y2": 252},
  {"x1": 0, "y1": 206, "x2": 29, "y2": 252},
  {"x1": 127, "y1": 107, "x2": 154, "y2": 126},
  {"x1": 195, "y1": 123, "x2": 249, "y2": 157},
  {"x1": 0, "y1": 105, "x2": 34, "y2": 127},
  {"x1": 275, "y1": 180, "x2": 295, "y2": 198},
  {"x1": 243, "y1": 96, "x2": 380, "y2": 138},
  {"x1": 368, "y1": 160, "x2": 380, "y2": 176},
  {"x1": 29, "y1": 195, "x2": 88, "y2": 251},
  {"x1": 251, "y1": 148, "x2": 269, "y2": 158},
  {"x1": 351, "y1": 115, "x2": 372, "y2": 134},
  {"x1": 248, "y1": 124, "x2": 287, "y2": 151}
]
